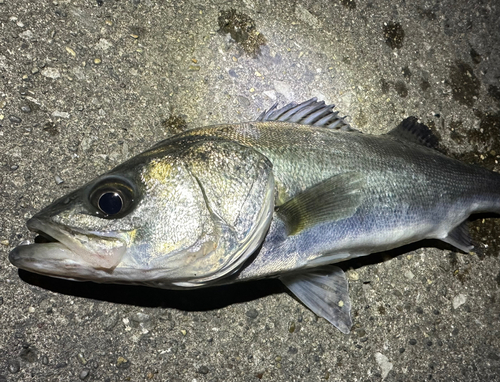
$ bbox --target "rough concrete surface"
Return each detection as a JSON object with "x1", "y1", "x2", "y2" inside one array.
[{"x1": 1, "y1": 0, "x2": 500, "y2": 381}]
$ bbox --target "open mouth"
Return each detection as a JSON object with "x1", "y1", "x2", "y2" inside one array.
[
  {"x1": 34, "y1": 231, "x2": 58, "y2": 244},
  {"x1": 9, "y1": 217, "x2": 127, "y2": 275}
]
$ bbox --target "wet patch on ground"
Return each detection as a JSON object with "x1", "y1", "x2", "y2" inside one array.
[
  {"x1": 383, "y1": 22, "x2": 405, "y2": 49},
  {"x1": 448, "y1": 111, "x2": 500, "y2": 170},
  {"x1": 218, "y1": 9, "x2": 267, "y2": 57},
  {"x1": 470, "y1": 48, "x2": 482, "y2": 65},
  {"x1": 420, "y1": 78, "x2": 431, "y2": 92},
  {"x1": 449, "y1": 251, "x2": 471, "y2": 283},
  {"x1": 394, "y1": 81, "x2": 408, "y2": 97},
  {"x1": 402, "y1": 66, "x2": 411, "y2": 81},
  {"x1": 488, "y1": 85, "x2": 500, "y2": 106},
  {"x1": 381, "y1": 78, "x2": 391, "y2": 94},
  {"x1": 470, "y1": 218, "x2": 500, "y2": 258},
  {"x1": 380, "y1": 78, "x2": 409, "y2": 97},
  {"x1": 161, "y1": 115, "x2": 188, "y2": 135},
  {"x1": 43, "y1": 121, "x2": 59, "y2": 136},
  {"x1": 341, "y1": 0, "x2": 357, "y2": 10},
  {"x1": 448, "y1": 61, "x2": 480, "y2": 107},
  {"x1": 417, "y1": 7, "x2": 437, "y2": 21}
]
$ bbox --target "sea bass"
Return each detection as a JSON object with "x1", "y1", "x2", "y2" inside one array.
[{"x1": 9, "y1": 98, "x2": 500, "y2": 333}]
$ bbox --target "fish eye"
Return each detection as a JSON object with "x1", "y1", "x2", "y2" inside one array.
[
  {"x1": 89, "y1": 177, "x2": 136, "y2": 218},
  {"x1": 98, "y1": 192, "x2": 123, "y2": 216}
]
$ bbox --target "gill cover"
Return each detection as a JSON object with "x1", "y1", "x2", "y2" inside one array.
[{"x1": 137, "y1": 139, "x2": 275, "y2": 287}]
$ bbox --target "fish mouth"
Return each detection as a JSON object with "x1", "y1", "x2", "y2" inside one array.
[{"x1": 9, "y1": 217, "x2": 127, "y2": 280}]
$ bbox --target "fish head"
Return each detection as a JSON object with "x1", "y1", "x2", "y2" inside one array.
[{"x1": 9, "y1": 139, "x2": 275, "y2": 288}]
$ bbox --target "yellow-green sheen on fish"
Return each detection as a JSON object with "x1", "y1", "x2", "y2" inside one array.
[{"x1": 9, "y1": 98, "x2": 500, "y2": 333}]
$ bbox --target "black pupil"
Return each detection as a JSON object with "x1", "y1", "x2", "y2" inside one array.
[{"x1": 98, "y1": 192, "x2": 123, "y2": 215}]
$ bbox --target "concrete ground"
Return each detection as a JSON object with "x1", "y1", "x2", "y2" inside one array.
[{"x1": 1, "y1": 0, "x2": 500, "y2": 381}]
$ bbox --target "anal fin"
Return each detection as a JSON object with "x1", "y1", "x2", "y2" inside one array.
[
  {"x1": 441, "y1": 221, "x2": 474, "y2": 253},
  {"x1": 280, "y1": 265, "x2": 352, "y2": 334}
]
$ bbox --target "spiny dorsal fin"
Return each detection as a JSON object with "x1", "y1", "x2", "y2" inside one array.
[
  {"x1": 387, "y1": 117, "x2": 439, "y2": 149},
  {"x1": 275, "y1": 172, "x2": 365, "y2": 236},
  {"x1": 257, "y1": 98, "x2": 356, "y2": 131}
]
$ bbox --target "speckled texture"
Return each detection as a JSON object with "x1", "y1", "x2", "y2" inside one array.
[{"x1": 1, "y1": 0, "x2": 500, "y2": 381}]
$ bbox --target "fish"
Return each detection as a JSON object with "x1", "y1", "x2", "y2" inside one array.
[{"x1": 9, "y1": 98, "x2": 500, "y2": 333}]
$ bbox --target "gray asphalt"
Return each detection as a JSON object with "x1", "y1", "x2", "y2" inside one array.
[{"x1": 1, "y1": 0, "x2": 500, "y2": 381}]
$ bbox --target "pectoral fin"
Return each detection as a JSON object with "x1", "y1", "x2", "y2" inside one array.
[
  {"x1": 275, "y1": 172, "x2": 365, "y2": 235},
  {"x1": 280, "y1": 265, "x2": 352, "y2": 334}
]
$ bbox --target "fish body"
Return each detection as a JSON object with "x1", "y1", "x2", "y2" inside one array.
[{"x1": 9, "y1": 99, "x2": 500, "y2": 333}]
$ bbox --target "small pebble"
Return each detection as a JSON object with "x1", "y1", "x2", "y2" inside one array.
[
  {"x1": 41, "y1": 67, "x2": 60, "y2": 79},
  {"x1": 197, "y1": 366, "x2": 209, "y2": 374},
  {"x1": 9, "y1": 115, "x2": 22, "y2": 123},
  {"x1": 55, "y1": 175, "x2": 64, "y2": 184},
  {"x1": 246, "y1": 308, "x2": 259, "y2": 319},
  {"x1": 52, "y1": 111, "x2": 70, "y2": 119},
  {"x1": 347, "y1": 270, "x2": 359, "y2": 281},
  {"x1": 116, "y1": 356, "x2": 130, "y2": 369},
  {"x1": 130, "y1": 312, "x2": 151, "y2": 323},
  {"x1": 488, "y1": 352, "x2": 500, "y2": 361},
  {"x1": 94, "y1": 58, "x2": 102, "y2": 65},
  {"x1": 77, "y1": 353, "x2": 87, "y2": 365},
  {"x1": 66, "y1": 46, "x2": 76, "y2": 57},
  {"x1": 79, "y1": 368, "x2": 90, "y2": 380},
  {"x1": 356, "y1": 328, "x2": 366, "y2": 337},
  {"x1": 21, "y1": 105, "x2": 31, "y2": 113},
  {"x1": 409, "y1": 339, "x2": 417, "y2": 345},
  {"x1": 8, "y1": 360, "x2": 20, "y2": 374}
]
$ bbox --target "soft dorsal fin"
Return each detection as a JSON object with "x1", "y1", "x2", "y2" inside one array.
[
  {"x1": 387, "y1": 117, "x2": 440, "y2": 149},
  {"x1": 275, "y1": 172, "x2": 365, "y2": 236},
  {"x1": 257, "y1": 98, "x2": 356, "y2": 131}
]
